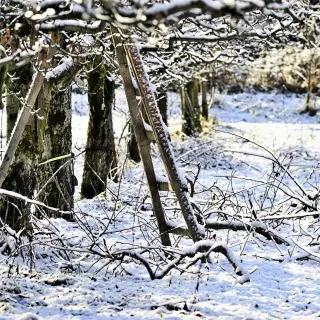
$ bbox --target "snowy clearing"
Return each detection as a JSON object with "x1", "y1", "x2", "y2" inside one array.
[{"x1": 1, "y1": 91, "x2": 320, "y2": 319}]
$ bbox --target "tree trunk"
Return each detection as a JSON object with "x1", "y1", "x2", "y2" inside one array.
[
  {"x1": 158, "y1": 90, "x2": 168, "y2": 125},
  {"x1": 180, "y1": 85, "x2": 194, "y2": 136},
  {"x1": 305, "y1": 73, "x2": 316, "y2": 116},
  {"x1": 104, "y1": 72, "x2": 118, "y2": 181},
  {"x1": 128, "y1": 122, "x2": 141, "y2": 162},
  {"x1": 186, "y1": 80, "x2": 202, "y2": 133},
  {"x1": 0, "y1": 66, "x2": 37, "y2": 230},
  {"x1": 37, "y1": 84, "x2": 74, "y2": 216},
  {"x1": 81, "y1": 57, "x2": 118, "y2": 199},
  {"x1": 201, "y1": 80, "x2": 208, "y2": 121}
]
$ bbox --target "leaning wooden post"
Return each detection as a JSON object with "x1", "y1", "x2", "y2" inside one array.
[
  {"x1": 0, "y1": 48, "x2": 54, "y2": 188},
  {"x1": 112, "y1": 29, "x2": 171, "y2": 247},
  {"x1": 125, "y1": 40, "x2": 205, "y2": 242}
]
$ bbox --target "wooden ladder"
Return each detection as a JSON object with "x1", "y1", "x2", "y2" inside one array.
[{"x1": 112, "y1": 28, "x2": 205, "y2": 246}]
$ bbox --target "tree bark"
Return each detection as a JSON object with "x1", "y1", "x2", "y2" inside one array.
[
  {"x1": 81, "y1": 57, "x2": 118, "y2": 199},
  {"x1": 104, "y1": 72, "x2": 118, "y2": 181},
  {"x1": 128, "y1": 122, "x2": 141, "y2": 162},
  {"x1": 304, "y1": 73, "x2": 317, "y2": 116},
  {"x1": 186, "y1": 80, "x2": 202, "y2": 133},
  {"x1": 37, "y1": 84, "x2": 74, "y2": 216},
  {"x1": 0, "y1": 49, "x2": 54, "y2": 190},
  {"x1": 157, "y1": 90, "x2": 168, "y2": 125},
  {"x1": 0, "y1": 66, "x2": 37, "y2": 230},
  {"x1": 201, "y1": 80, "x2": 208, "y2": 121},
  {"x1": 180, "y1": 85, "x2": 194, "y2": 136}
]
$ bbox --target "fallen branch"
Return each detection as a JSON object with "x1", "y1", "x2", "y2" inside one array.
[
  {"x1": 166, "y1": 219, "x2": 289, "y2": 245},
  {"x1": 205, "y1": 220, "x2": 290, "y2": 246},
  {"x1": 109, "y1": 240, "x2": 250, "y2": 283},
  {"x1": 0, "y1": 188, "x2": 72, "y2": 216}
]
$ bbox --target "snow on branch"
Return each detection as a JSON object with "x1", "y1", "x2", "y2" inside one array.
[
  {"x1": 36, "y1": 20, "x2": 104, "y2": 33},
  {"x1": 0, "y1": 49, "x2": 35, "y2": 69},
  {"x1": 166, "y1": 218, "x2": 289, "y2": 245},
  {"x1": 205, "y1": 220, "x2": 290, "y2": 245},
  {"x1": 168, "y1": 25, "x2": 285, "y2": 43},
  {"x1": 109, "y1": 241, "x2": 250, "y2": 283},
  {"x1": 45, "y1": 57, "x2": 73, "y2": 82},
  {"x1": 108, "y1": 0, "x2": 287, "y2": 26},
  {"x1": 0, "y1": 188, "x2": 72, "y2": 216}
]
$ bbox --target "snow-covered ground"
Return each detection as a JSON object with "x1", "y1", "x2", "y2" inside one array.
[{"x1": 1, "y1": 90, "x2": 320, "y2": 319}]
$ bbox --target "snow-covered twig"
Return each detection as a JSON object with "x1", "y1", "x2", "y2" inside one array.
[
  {"x1": 108, "y1": 240, "x2": 249, "y2": 283},
  {"x1": 0, "y1": 188, "x2": 72, "y2": 216}
]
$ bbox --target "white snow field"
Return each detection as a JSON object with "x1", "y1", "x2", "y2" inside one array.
[{"x1": 1, "y1": 90, "x2": 320, "y2": 319}]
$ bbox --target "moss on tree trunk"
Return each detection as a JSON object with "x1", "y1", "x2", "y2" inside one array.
[
  {"x1": 37, "y1": 84, "x2": 74, "y2": 217},
  {"x1": 81, "y1": 58, "x2": 118, "y2": 198},
  {"x1": 0, "y1": 66, "x2": 37, "y2": 230}
]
